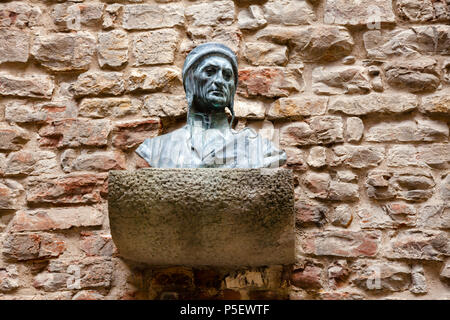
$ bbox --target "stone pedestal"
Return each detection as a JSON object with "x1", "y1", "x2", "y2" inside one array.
[{"x1": 108, "y1": 168, "x2": 295, "y2": 267}]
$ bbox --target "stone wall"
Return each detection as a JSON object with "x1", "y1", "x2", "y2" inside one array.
[{"x1": 0, "y1": 0, "x2": 449, "y2": 300}]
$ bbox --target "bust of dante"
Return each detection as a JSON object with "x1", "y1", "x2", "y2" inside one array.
[{"x1": 136, "y1": 43, "x2": 286, "y2": 168}]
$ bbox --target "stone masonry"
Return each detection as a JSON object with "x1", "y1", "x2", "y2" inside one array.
[{"x1": 0, "y1": 0, "x2": 449, "y2": 300}]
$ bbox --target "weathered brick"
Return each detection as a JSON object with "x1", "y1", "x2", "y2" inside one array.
[
  {"x1": 328, "y1": 204, "x2": 353, "y2": 228},
  {"x1": 358, "y1": 204, "x2": 416, "y2": 229},
  {"x1": 51, "y1": 3, "x2": 104, "y2": 31},
  {"x1": 346, "y1": 117, "x2": 364, "y2": 143},
  {"x1": 244, "y1": 42, "x2": 288, "y2": 66},
  {"x1": 238, "y1": 5, "x2": 266, "y2": 30},
  {"x1": 98, "y1": 29, "x2": 128, "y2": 69},
  {"x1": 307, "y1": 146, "x2": 327, "y2": 168},
  {"x1": 26, "y1": 173, "x2": 108, "y2": 205},
  {"x1": 9, "y1": 207, "x2": 104, "y2": 232},
  {"x1": 366, "y1": 169, "x2": 435, "y2": 202},
  {"x1": 284, "y1": 147, "x2": 307, "y2": 171},
  {"x1": 352, "y1": 261, "x2": 411, "y2": 292},
  {"x1": 328, "y1": 181, "x2": 359, "y2": 202},
  {"x1": 38, "y1": 119, "x2": 110, "y2": 149},
  {"x1": 79, "y1": 98, "x2": 139, "y2": 119},
  {"x1": 185, "y1": 0, "x2": 234, "y2": 27},
  {"x1": 81, "y1": 233, "x2": 116, "y2": 257},
  {"x1": 366, "y1": 119, "x2": 448, "y2": 143},
  {"x1": 324, "y1": 0, "x2": 395, "y2": 27},
  {"x1": 396, "y1": 0, "x2": 449, "y2": 23},
  {"x1": 112, "y1": 119, "x2": 162, "y2": 150},
  {"x1": 291, "y1": 265, "x2": 322, "y2": 289},
  {"x1": 0, "y1": 265, "x2": 19, "y2": 293},
  {"x1": 364, "y1": 25, "x2": 450, "y2": 59},
  {"x1": 5, "y1": 100, "x2": 76, "y2": 124},
  {"x1": 70, "y1": 152, "x2": 126, "y2": 172},
  {"x1": 0, "y1": 73, "x2": 54, "y2": 99},
  {"x1": 417, "y1": 205, "x2": 450, "y2": 229},
  {"x1": 133, "y1": 29, "x2": 178, "y2": 66},
  {"x1": 295, "y1": 201, "x2": 328, "y2": 227},
  {"x1": 303, "y1": 172, "x2": 330, "y2": 199},
  {"x1": 31, "y1": 32, "x2": 95, "y2": 72},
  {"x1": 263, "y1": 0, "x2": 315, "y2": 26},
  {"x1": 331, "y1": 145, "x2": 384, "y2": 169},
  {"x1": 238, "y1": 67, "x2": 303, "y2": 98},
  {"x1": 0, "y1": 179, "x2": 25, "y2": 210},
  {"x1": 312, "y1": 66, "x2": 370, "y2": 95},
  {"x1": 0, "y1": 124, "x2": 30, "y2": 151},
  {"x1": 234, "y1": 99, "x2": 265, "y2": 120},
  {"x1": 0, "y1": 2, "x2": 41, "y2": 28},
  {"x1": 385, "y1": 230, "x2": 450, "y2": 261},
  {"x1": 329, "y1": 93, "x2": 418, "y2": 115},
  {"x1": 34, "y1": 257, "x2": 113, "y2": 291},
  {"x1": 71, "y1": 72, "x2": 125, "y2": 98},
  {"x1": 421, "y1": 93, "x2": 450, "y2": 116},
  {"x1": 102, "y1": 4, "x2": 122, "y2": 30},
  {"x1": 126, "y1": 67, "x2": 181, "y2": 93},
  {"x1": 410, "y1": 264, "x2": 428, "y2": 294},
  {"x1": 256, "y1": 25, "x2": 354, "y2": 63},
  {"x1": 3, "y1": 233, "x2": 65, "y2": 261},
  {"x1": 302, "y1": 230, "x2": 381, "y2": 257},
  {"x1": 4, "y1": 150, "x2": 58, "y2": 176},
  {"x1": 142, "y1": 94, "x2": 187, "y2": 118},
  {"x1": 0, "y1": 28, "x2": 29, "y2": 64},
  {"x1": 384, "y1": 58, "x2": 440, "y2": 93},
  {"x1": 267, "y1": 96, "x2": 327, "y2": 120},
  {"x1": 123, "y1": 3, "x2": 184, "y2": 30},
  {"x1": 281, "y1": 116, "x2": 344, "y2": 146}
]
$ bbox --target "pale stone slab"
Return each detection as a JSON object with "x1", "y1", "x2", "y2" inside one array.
[{"x1": 108, "y1": 169, "x2": 295, "y2": 267}]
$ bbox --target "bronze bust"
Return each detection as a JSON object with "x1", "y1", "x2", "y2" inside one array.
[{"x1": 136, "y1": 43, "x2": 286, "y2": 168}]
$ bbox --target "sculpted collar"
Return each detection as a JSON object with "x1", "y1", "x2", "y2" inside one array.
[{"x1": 187, "y1": 111, "x2": 231, "y2": 132}]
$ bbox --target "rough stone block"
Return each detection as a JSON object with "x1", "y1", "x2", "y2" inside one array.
[
  {"x1": 26, "y1": 174, "x2": 108, "y2": 205},
  {"x1": 98, "y1": 30, "x2": 128, "y2": 69},
  {"x1": 112, "y1": 119, "x2": 161, "y2": 150},
  {"x1": 123, "y1": 3, "x2": 184, "y2": 30},
  {"x1": 0, "y1": 73, "x2": 54, "y2": 99},
  {"x1": 302, "y1": 230, "x2": 381, "y2": 257},
  {"x1": 9, "y1": 207, "x2": 104, "y2": 232},
  {"x1": 31, "y1": 32, "x2": 96, "y2": 72},
  {"x1": 237, "y1": 67, "x2": 303, "y2": 98},
  {"x1": 133, "y1": 29, "x2": 178, "y2": 66},
  {"x1": 108, "y1": 168, "x2": 295, "y2": 266},
  {"x1": 0, "y1": 28, "x2": 29, "y2": 64},
  {"x1": 324, "y1": 0, "x2": 395, "y2": 27}
]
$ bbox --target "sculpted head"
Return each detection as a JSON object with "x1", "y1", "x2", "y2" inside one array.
[{"x1": 182, "y1": 43, "x2": 238, "y2": 119}]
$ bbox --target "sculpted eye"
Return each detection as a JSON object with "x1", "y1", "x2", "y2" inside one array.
[
  {"x1": 204, "y1": 67, "x2": 215, "y2": 76},
  {"x1": 223, "y1": 70, "x2": 232, "y2": 81}
]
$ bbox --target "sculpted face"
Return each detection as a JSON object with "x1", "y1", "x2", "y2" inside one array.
[{"x1": 192, "y1": 55, "x2": 235, "y2": 112}]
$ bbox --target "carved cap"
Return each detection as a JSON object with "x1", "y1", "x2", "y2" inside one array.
[{"x1": 182, "y1": 42, "x2": 238, "y2": 91}]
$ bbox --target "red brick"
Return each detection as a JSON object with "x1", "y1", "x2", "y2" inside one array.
[
  {"x1": 38, "y1": 119, "x2": 110, "y2": 148},
  {"x1": 0, "y1": 179, "x2": 25, "y2": 210},
  {"x1": 295, "y1": 201, "x2": 327, "y2": 227},
  {"x1": 26, "y1": 173, "x2": 108, "y2": 205},
  {"x1": 291, "y1": 265, "x2": 323, "y2": 289},
  {"x1": 0, "y1": 124, "x2": 29, "y2": 151},
  {"x1": 302, "y1": 230, "x2": 381, "y2": 257},
  {"x1": 72, "y1": 290, "x2": 104, "y2": 300},
  {"x1": 80, "y1": 233, "x2": 116, "y2": 257},
  {"x1": 10, "y1": 207, "x2": 104, "y2": 232},
  {"x1": 3, "y1": 233, "x2": 65, "y2": 261},
  {"x1": 112, "y1": 119, "x2": 162, "y2": 150},
  {"x1": 238, "y1": 67, "x2": 302, "y2": 98},
  {"x1": 71, "y1": 152, "x2": 126, "y2": 172}
]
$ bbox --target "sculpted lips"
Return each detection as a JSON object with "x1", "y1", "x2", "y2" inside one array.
[{"x1": 209, "y1": 89, "x2": 225, "y2": 97}]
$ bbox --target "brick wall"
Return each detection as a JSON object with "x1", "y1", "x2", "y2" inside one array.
[{"x1": 0, "y1": 0, "x2": 449, "y2": 300}]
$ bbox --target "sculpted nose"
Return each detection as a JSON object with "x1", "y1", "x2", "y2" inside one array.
[{"x1": 212, "y1": 72, "x2": 225, "y2": 86}]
